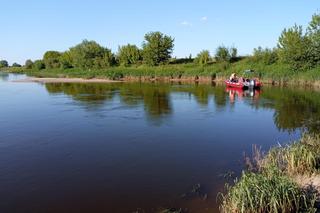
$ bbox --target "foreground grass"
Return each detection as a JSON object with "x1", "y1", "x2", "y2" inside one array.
[
  {"x1": 3, "y1": 59, "x2": 320, "y2": 84},
  {"x1": 220, "y1": 135, "x2": 320, "y2": 213}
]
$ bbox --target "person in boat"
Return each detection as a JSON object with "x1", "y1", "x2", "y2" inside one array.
[{"x1": 229, "y1": 73, "x2": 238, "y2": 82}]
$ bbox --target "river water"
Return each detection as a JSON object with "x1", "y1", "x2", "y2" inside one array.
[{"x1": 1, "y1": 73, "x2": 319, "y2": 212}]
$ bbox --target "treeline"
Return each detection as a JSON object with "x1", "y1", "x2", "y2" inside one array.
[
  {"x1": 250, "y1": 13, "x2": 320, "y2": 70},
  {"x1": 1, "y1": 12, "x2": 319, "y2": 73},
  {"x1": 21, "y1": 31, "x2": 175, "y2": 71},
  {"x1": 195, "y1": 12, "x2": 320, "y2": 71}
]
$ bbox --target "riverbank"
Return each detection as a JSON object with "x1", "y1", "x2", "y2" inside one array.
[
  {"x1": 3, "y1": 59, "x2": 320, "y2": 86},
  {"x1": 220, "y1": 134, "x2": 320, "y2": 212},
  {"x1": 14, "y1": 77, "x2": 122, "y2": 83}
]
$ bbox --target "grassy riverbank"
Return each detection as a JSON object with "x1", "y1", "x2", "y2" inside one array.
[
  {"x1": 220, "y1": 134, "x2": 320, "y2": 213},
  {"x1": 4, "y1": 59, "x2": 320, "y2": 85}
]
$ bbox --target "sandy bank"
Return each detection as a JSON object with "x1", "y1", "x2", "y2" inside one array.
[{"x1": 13, "y1": 77, "x2": 123, "y2": 83}]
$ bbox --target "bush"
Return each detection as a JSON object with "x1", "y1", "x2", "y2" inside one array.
[
  {"x1": 194, "y1": 50, "x2": 211, "y2": 65},
  {"x1": 215, "y1": 46, "x2": 231, "y2": 62},
  {"x1": 43, "y1": 51, "x2": 61, "y2": 69},
  {"x1": 252, "y1": 47, "x2": 278, "y2": 65},
  {"x1": 25, "y1": 59, "x2": 33, "y2": 69},
  {"x1": 33, "y1": 60, "x2": 45, "y2": 70},
  {"x1": 69, "y1": 40, "x2": 115, "y2": 69},
  {"x1": 12, "y1": 62, "x2": 21, "y2": 67},
  {"x1": 59, "y1": 51, "x2": 73, "y2": 69},
  {"x1": 117, "y1": 44, "x2": 142, "y2": 66},
  {"x1": 0, "y1": 60, "x2": 8, "y2": 68}
]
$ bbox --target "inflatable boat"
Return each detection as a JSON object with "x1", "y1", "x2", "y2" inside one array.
[{"x1": 225, "y1": 78, "x2": 262, "y2": 89}]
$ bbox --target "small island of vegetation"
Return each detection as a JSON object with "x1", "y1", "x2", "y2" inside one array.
[{"x1": 1, "y1": 13, "x2": 320, "y2": 86}]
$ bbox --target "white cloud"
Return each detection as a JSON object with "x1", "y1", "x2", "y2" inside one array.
[
  {"x1": 181, "y1": 21, "x2": 192, "y2": 26},
  {"x1": 201, "y1": 16, "x2": 208, "y2": 21}
]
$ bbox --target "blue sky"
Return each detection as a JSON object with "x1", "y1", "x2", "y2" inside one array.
[{"x1": 1, "y1": 0, "x2": 319, "y2": 64}]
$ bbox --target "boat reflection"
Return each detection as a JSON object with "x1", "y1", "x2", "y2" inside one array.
[{"x1": 226, "y1": 88, "x2": 261, "y2": 104}]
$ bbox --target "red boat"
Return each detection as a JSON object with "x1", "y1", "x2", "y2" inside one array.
[{"x1": 225, "y1": 78, "x2": 262, "y2": 89}]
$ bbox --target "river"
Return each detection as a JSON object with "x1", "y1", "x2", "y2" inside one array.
[{"x1": 1, "y1": 73, "x2": 319, "y2": 212}]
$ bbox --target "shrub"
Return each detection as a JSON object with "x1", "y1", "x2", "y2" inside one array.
[
  {"x1": 252, "y1": 47, "x2": 278, "y2": 65},
  {"x1": 195, "y1": 50, "x2": 211, "y2": 65},
  {"x1": 12, "y1": 62, "x2": 21, "y2": 67},
  {"x1": 117, "y1": 44, "x2": 142, "y2": 66},
  {"x1": 43, "y1": 51, "x2": 61, "y2": 69},
  {"x1": 25, "y1": 59, "x2": 33, "y2": 69},
  {"x1": 33, "y1": 60, "x2": 45, "y2": 70},
  {"x1": 0, "y1": 60, "x2": 8, "y2": 68},
  {"x1": 69, "y1": 40, "x2": 115, "y2": 69}
]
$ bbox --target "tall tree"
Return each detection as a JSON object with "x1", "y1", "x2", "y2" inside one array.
[
  {"x1": 306, "y1": 13, "x2": 320, "y2": 67},
  {"x1": 142, "y1": 32, "x2": 174, "y2": 66},
  {"x1": 277, "y1": 24, "x2": 310, "y2": 70}
]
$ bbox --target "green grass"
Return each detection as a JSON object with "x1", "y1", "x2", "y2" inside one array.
[
  {"x1": 4, "y1": 59, "x2": 320, "y2": 83},
  {"x1": 220, "y1": 135, "x2": 320, "y2": 213},
  {"x1": 264, "y1": 135, "x2": 320, "y2": 175},
  {"x1": 219, "y1": 168, "x2": 316, "y2": 213}
]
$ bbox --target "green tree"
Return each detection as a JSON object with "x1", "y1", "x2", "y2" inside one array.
[
  {"x1": 142, "y1": 31, "x2": 174, "y2": 66},
  {"x1": 308, "y1": 13, "x2": 320, "y2": 35},
  {"x1": 59, "y1": 51, "x2": 73, "y2": 69},
  {"x1": 215, "y1": 46, "x2": 231, "y2": 62},
  {"x1": 306, "y1": 13, "x2": 320, "y2": 67},
  {"x1": 93, "y1": 49, "x2": 116, "y2": 68},
  {"x1": 252, "y1": 47, "x2": 278, "y2": 65},
  {"x1": 25, "y1": 59, "x2": 33, "y2": 69},
  {"x1": 195, "y1": 50, "x2": 211, "y2": 65},
  {"x1": 0, "y1": 60, "x2": 8, "y2": 68},
  {"x1": 277, "y1": 24, "x2": 310, "y2": 70},
  {"x1": 230, "y1": 47, "x2": 238, "y2": 59},
  {"x1": 12, "y1": 62, "x2": 21, "y2": 67},
  {"x1": 43, "y1": 51, "x2": 61, "y2": 69},
  {"x1": 33, "y1": 60, "x2": 45, "y2": 70},
  {"x1": 118, "y1": 44, "x2": 141, "y2": 66},
  {"x1": 69, "y1": 40, "x2": 115, "y2": 69}
]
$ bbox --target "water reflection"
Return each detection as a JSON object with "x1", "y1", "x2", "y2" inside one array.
[
  {"x1": 260, "y1": 87, "x2": 320, "y2": 133},
  {"x1": 226, "y1": 88, "x2": 261, "y2": 105},
  {"x1": 45, "y1": 83, "x2": 320, "y2": 134},
  {"x1": 2, "y1": 75, "x2": 320, "y2": 213},
  {"x1": 0, "y1": 72, "x2": 9, "y2": 81}
]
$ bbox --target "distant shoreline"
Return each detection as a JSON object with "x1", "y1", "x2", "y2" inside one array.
[
  {"x1": 13, "y1": 77, "x2": 122, "y2": 83},
  {"x1": 12, "y1": 75, "x2": 320, "y2": 88}
]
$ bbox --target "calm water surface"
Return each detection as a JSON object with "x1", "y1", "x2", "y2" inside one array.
[{"x1": 1, "y1": 73, "x2": 319, "y2": 213}]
